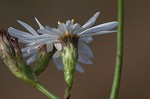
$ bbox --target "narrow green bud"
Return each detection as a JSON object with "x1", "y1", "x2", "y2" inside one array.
[
  {"x1": 34, "y1": 45, "x2": 56, "y2": 76},
  {"x1": 0, "y1": 27, "x2": 37, "y2": 83},
  {"x1": 61, "y1": 42, "x2": 78, "y2": 99}
]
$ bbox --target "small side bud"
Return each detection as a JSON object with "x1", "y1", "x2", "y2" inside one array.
[
  {"x1": 0, "y1": 27, "x2": 37, "y2": 83},
  {"x1": 34, "y1": 45, "x2": 56, "y2": 76}
]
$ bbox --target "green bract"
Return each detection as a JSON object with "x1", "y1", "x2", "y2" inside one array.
[
  {"x1": 61, "y1": 42, "x2": 78, "y2": 99},
  {"x1": 34, "y1": 45, "x2": 55, "y2": 76}
]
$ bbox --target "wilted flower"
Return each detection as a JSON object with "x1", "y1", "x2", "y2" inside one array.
[{"x1": 0, "y1": 27, "x2": 37, "y2": 83}]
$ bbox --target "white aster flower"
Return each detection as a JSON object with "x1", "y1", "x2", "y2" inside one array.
[
  {"x1": 38, "y1": 12, "x2": 117, "y2": 73},
  {"x1": 8, "y1": 12, "x2": 118, "y2": 73}
]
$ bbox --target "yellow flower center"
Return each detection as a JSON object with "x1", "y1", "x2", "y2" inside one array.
[
  {"x1": 58, "y1": 21, "x2": 61, "y2": 25},
  {"x1": 66, "y1": 30, "x2": 69, "y2": 36}
]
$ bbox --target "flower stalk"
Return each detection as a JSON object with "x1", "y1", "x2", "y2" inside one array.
[
  {"x1": 33, "y1": 82, "x2": 59, "y2": 99},
  {"x1": 109, "y1": 0, "x2": 124, "y2": 99}
]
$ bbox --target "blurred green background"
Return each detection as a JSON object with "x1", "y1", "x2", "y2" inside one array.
[{"x1": 0, "y1": 0, "x2": 150, "y2": 99}]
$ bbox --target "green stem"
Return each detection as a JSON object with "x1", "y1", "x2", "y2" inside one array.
[
  {"x1": 33, "y1": 82, "x2": 59, "y2": 99},
  {"x1": 64, "y1": 87, "x2": 71, "y2": 99},
  {"x1": 109, "y1": 0, "x2": 124, "y2": 99}
]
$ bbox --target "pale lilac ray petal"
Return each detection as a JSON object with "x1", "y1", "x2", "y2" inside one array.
[
  {"x1": 78, "y1": 55, "x2": 93, "y2": 64},
  {"x1": 74, "y1": 12, "x2": 100, "y2": 34},
  {"x1": 35, "y1": 17, "x2": 45, "y2": 29},
  {"x1": 58, "y1": 23, "x2": 67, "y2": 33},
  {"x1": 81, "y1": 30, "x2": 117, "y2": 37},
  {"x1": 22, "y1": 34, "x2": 58, "y2": 40},
  {"x1": 38, "y1": 29, "x2": 51, "y2": 34},
  {"x1": 53, "y1": 57, "x2": 64, "y2": 70},
  {"x1": 45, "y1": 27, "x2": 63, "y2": 35},
  {"x1": 79, "y1": 36, "x2": 93, "y2": 43},
  {"x1": 72, "y1": 23, "x2": 81, "y2": 33},
  {"x1": 81, "y1": 12, "x2": 100, "y2": 29},
  {"x1": 22, "y1": 47, "x2": 37, "y2": 53},
  {"x1": 54, "y1": 43, "x2": 62, "y2": 51},
  {"x1": 17, "y1": 20, "x2": 38, "y2": 35},
  {"x1": 45, "y1": 26, "x2": 51, "y2": 30},
  {"x1": 38, "y1": 29, "x2": 60, "y2": 36},
  {"x1": 17, "y1": 37, "x2": 35, "y2": 44},
  {"x1": 78, "y1": 41, "x2": 94, "y2": 58},
  {"x1": 45, "y1": 26, "x2": 58, "y2": 34},
  {"x1": 28, "y1": 39, "x2": 59, "y2": 48},
  {"x1": 53, "y1": 51, "x2": 61, "y2": 58},
  {"x1": 26, "y1": 39, "x2": 47, "y2": 46},
  {"x1": 78, "y1": 22, "x2": 118, "y2": 36},
  {"x1": 46, "y1": 42, "x2": 53, "y2": 52},
  {"x1": 8, "y1": 27, "x2": 33, "y2": 37},
  {"x1": 23, "y1": 50, "x2": 37, "y2": 57},
  {"x1": 66, "y1": 20, "x2": 72, "y2": 33},
  {"x1": 27, "y1": 46, "x2": 38, "y2": 53},
  {"x1": 18, "y1": 39, "x2": 32, "y2": 44},
  {"x1": 26, "y1": 54, "x2": 37, "y2": 65},
  {"x1": 22, "y1": 47, "x2": 30, "y2": 53},
  {"x1": 26, "y1": 39, "x2": 54, "y2": 49},
  {"x1": 75, "y1": 63, "x2": 85, "y2": 73}
]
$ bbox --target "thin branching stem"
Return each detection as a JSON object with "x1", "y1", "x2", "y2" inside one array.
[
  {"x1": 109, "y1": 0, "x2": 124, "y2": 99},
  {"x1": 33, "y1": 82, "x2": 59, "y2": 99}
]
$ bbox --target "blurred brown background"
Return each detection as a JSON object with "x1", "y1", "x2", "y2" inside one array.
[{"x1": 0, "y1": 0, "x2": 150, "y2": 99}]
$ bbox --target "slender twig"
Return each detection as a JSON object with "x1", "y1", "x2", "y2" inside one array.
[
  {"x1": 109, "y1": 0, "x2": 124, "y2": 99},
  {"x1": 32, "y1": 82, "x2": 59, "y2": 99},
  {"x1": 64, "y1": 88, "x2": 71, "y2": 99},
  {"x1": 18, "y1": 79, "x2": 59, "y2": 99}
]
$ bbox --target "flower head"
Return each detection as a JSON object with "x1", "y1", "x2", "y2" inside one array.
[
  {"x1": 8, "y1": 12, "x2": 118, "y2": 73},
  {"x1": 8, "y1": 12, "x2": 118, "y2": 98}
]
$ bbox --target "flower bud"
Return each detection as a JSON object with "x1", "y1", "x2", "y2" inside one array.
[
  {"x1": 0, "y1": 27, "x2": 37, "y2": 83},
  {"x1": 61, "y1": 42, "x2": 78, "y2": 99},
  {"x1": 34, "y1": 45, "x2": 56, "y2": 76}
]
